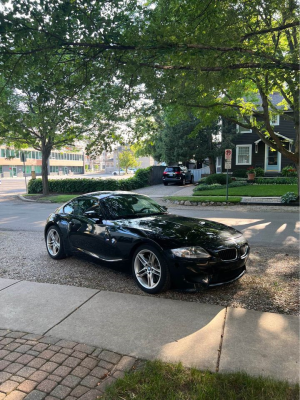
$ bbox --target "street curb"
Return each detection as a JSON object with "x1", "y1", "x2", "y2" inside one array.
[{"x1": 18, "y1": 194, "x2": 37, "y2": 202}]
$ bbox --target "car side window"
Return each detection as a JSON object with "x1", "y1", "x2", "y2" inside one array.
[
  {"x1": 63, "y1": 201, "x2": 76, "y2": 215},
  {"x1": 75, "y1": 198, "x2": 100, "y2": 216}
]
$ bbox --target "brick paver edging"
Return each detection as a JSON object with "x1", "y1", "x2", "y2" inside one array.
[{"x1": 0, "y1": 329, "x2": 138, "y2": 400}]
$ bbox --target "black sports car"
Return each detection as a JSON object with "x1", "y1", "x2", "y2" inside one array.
[{"x1": 45, "y1": 191, "x2": 249, "y2": 294}]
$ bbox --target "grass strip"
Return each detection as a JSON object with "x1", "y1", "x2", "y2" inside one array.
[
  {"x1": 165, "y1": 196, "x2": 241, "y2": 203},
  {"x1": 193, "y1": 184, "x2": 297, "y2": 197},
  {"x1": 102, "y1": 360, "x2": 299, "y2": 400},
  {"x1": 24, "y1": 194, "x2": 77, "y2": 203}
]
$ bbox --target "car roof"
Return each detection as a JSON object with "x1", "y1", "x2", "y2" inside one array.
[{"x1": 79, "y1": 191, "x2": 145, "y2": 200}]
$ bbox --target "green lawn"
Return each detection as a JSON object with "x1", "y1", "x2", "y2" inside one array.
[
  {"x1": 102, "y1": 360, "x2": 299, "y2": 400},
  {"x1": 166, "y1": 196, "x2": 241, "y2": 203},
  {"x1": 24, "y1": 194, "x2": 77, "y2": 202},
  {"x1": 193, "y1": 184, "x2": 297, "y2": 197}
]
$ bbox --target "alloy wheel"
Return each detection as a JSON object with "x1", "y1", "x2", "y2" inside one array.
[
  {"x1": 47, "y1": 228, "x2": 61, "y2": 257},
  {"x1": 134, "y1": 250, "x2": 162, "y2": 289}
]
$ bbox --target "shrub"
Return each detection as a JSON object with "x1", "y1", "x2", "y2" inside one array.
[
  {"x1": 193, "y1": 181, "x2": 247, "y2": 194},
  {"x1": 28, "y1": 167, "x2": 151, "y2": 194},
  {"x1": 255, "y1": 177, "x2": 297, "y2": 185},
  {"x1": 281, "y1": 192, "x2": 298, "y2": 204},
  {"x1": 205, "y1": 173, "x2": 232, "y2": 185},
  {"x1": 232, "y1": 169, "x2": 247, "y2": 178},
  {"x1": 281, "y1": 165, "x2": 297, "y2": 177},
  {"x1": 254, "y1": 167, "x2": 264, "y2": 177}
]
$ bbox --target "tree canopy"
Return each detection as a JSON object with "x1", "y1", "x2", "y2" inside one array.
[{"x1": 0, "y1": 0, "x2": 299, "y2": 192}]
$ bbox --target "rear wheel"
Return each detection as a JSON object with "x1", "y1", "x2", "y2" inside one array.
[
  {"x1": 163, "y1": 182, "x2": 168, "y2": 186},
  {"x1": 132, "y1": 245, "x2": 171, "y2": 294},
  {"x1": 46, "y1": 226, "x2": 67, "y2": 260},
  {"x1": 190, "y1": 175, "x2": 194, "y2": 184},
  {"x1": 181, "y1": 177, "x2": 186, "y2": 186}
]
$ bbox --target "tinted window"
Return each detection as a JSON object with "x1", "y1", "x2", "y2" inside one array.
[
  {"x1": 101, "y1": 195, "x2": 165, "y2": 219},
  {"x1": 165, "y1": 167, "x2": 180, "y2": 172},
  {"x1": 75, "y1": 198, "x2": 100, "y2": 216}
]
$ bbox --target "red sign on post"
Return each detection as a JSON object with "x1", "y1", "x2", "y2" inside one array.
[{"x1": 225, "y1": 149, "x2": 232, "y2": 160}]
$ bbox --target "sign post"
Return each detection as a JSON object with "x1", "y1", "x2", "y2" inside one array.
[
  {"x1": 20, "y1": 152, "x2": 27, "y2": 194},
  {"x1": 224, "y1": 149, "x2": 232, "y2": 201}
]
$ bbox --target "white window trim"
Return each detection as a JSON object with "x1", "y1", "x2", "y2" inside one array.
[
  {"x1": 236, "y1": 124, "x2": 252, "y2": 133},
  {"x1": 270, "y1": 115, "x2": 280, "y2": 126},
  {"x1": 236, "y1": 144, "x2": 252, "y2": 165}
]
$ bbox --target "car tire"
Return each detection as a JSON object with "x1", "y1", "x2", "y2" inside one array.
[
  {"x1": 132, "y1": 245, "x2": 171, "y2": 294},
  {"x1": 46, "y1": 226, "x2": 67, "y2": 260},
  {"x1": 113, "y1": 172, "x2": 117, "y2": 176},
  {"x1": 181, "y1": 177, "x2": 186, "y2": 186},
  {"x1": 190, "y1": 176, "x2": 194, "y2": 184},
  {"x1": 163, "y1": 182, "x2": 168, "y2": 186}
]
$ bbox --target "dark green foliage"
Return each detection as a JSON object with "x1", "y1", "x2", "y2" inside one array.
[
  {"x1": 28, "y1": 167, "x2": 151, "y2": 194},
  {"x1": 281, "y1": 166, "x2": 297, "y2": 177},
  {"x1": 232, "y1": 170, "x2": 247, "y2": 178},
  {"x1": 205, "y1": 174, "x2": 232, "y2": 185},
  {"x1": 255, "y1": 177, "x2": 297, "y2": 184},
  {"x1": 254, "y1": 167, "x2": 265, "y2": 177},
  {"x1": 281, "y1": 192, "x2": 298, "y2": 203}
]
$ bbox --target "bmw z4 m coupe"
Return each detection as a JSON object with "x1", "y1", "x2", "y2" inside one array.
[{"x1": 45, "y1": 191, "x2": 250, "y2": 294}]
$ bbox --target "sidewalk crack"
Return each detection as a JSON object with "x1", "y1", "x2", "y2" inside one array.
[
  {"x1": 216, "y1": 306, "x2": 228, "y2": 373},
  {"x1": 43, "y1": 290, "x2": 101, "y2": 335},
  {"x1": 0, "y1": 280, "x2": 21, "y2": 292}
]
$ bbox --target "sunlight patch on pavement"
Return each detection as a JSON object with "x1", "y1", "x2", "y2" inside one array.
[
  {"x1": 242, "y1": 222, "x2": 272, "y2": 239},
  {"x1": 276, "y1": 223, "x2": 287, "y2": 234},
  {"x1": 205, "y1": 218, "x2": 262, "y2": 226}
]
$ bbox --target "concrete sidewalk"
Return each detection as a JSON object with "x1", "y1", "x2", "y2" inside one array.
[{"x1": 0, "y1": 279, "x2": 299, "y2": 392}]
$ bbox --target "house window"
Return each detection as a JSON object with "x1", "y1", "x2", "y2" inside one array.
[
  {"x1": 270, "y1": 115, "x2": 279, "y2": 126},
  {"x1": 236, "y1": 145, "x2": 252, "y2": 165}
]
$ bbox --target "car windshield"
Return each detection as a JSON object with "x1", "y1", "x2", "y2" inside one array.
[
  {"x1": 100, "y1": 194, "x2": 166, "y2": 219},
  {"x1": 165, "y1": 167, "x2": 180, "y2": 172}
]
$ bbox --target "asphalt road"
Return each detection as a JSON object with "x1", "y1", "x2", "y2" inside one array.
[{"x1": 0, "y1": 195, "x2": 298, "y2": 249}]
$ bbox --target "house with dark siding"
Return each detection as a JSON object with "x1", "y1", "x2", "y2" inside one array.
[{"x1": 223, "y1": 94, "x2": 296, "y2": 176}]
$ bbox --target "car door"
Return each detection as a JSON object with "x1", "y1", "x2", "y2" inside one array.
[
  {"x1": 68, "y1": 197, "x2": 122, "y2": 262},
  {"x1": 67, "y1": 197, "x2": 105, "y2": 257}
]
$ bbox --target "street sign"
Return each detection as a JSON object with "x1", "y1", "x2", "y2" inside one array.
[
  {"x1": 225, "y1": 161, "x2": 231, "y2": 169},
  {"x1": 20, "y1": 152, "x2": 27, "y2": 162},
  {"x1": 225, "y1": 149, "x2": 232, "y2": 160}
]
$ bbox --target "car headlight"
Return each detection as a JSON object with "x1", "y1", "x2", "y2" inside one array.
[{"x1": 171, "y1": 246, "x2": 210, "y2": 259}]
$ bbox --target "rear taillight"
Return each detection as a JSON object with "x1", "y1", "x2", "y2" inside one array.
[
  {"x1": 163, "y1": 171, "x2": 167, "y2": 175},
  {"x1": 175, "y1": 171, "x2": 181, "y2": 175}
]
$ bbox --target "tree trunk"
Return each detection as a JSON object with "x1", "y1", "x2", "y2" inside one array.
[
  {"x1": 41, "y1": 145, "x2": 51, "y2": 196},
  {"x1": 208, "y1": 156, "x2": 216, "y2": 174},
  {"x1": 296, "y1": 162, "x2": 300, "y2": 201}
]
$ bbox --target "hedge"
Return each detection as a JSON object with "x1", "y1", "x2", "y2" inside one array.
[
  {"x1": 205, "y1": 173, "x2": 232, "y2": 185},
  {"x1": 255, "y1": 177, "x2": 297, "y2": 185},
  {"x1": 28, "y1": 167, "x2": 152, "y2": 194}
]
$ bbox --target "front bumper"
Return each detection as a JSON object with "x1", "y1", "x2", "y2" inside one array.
[{"x1": 165, "y1": 245, "x2": 250, "y2": 289}]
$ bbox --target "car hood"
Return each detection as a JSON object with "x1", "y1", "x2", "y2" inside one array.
[{"x1": 115, "y1": 214, "x2": 244, "y2": 251}]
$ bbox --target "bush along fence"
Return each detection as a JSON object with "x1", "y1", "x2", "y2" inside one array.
[{"x1": 28, "y1": 167, "x2": 152, "y2": 194}]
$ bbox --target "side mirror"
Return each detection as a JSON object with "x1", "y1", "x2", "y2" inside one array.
[{"x1": 161, "y1": 206, "x2": 168, "y2": 212}]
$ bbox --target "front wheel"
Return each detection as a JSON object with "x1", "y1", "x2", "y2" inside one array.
[
  {"x1": 132, "y1": 245, "x2": 171, "y2": 294},
  {"x1": 46, "y1": 226, "x2": 67, "y2": 260}
]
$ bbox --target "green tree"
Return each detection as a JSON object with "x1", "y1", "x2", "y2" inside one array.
[
  {"x1": 0, "y1": 50, "x2": 97, "y2": 195},
  {"x1": 117, "y1": 148, "x2": 138, "y2": 173},
  {"x1": 0, "y1": 0, "x2": 299, "y2": 193},
  {"x1": 134, "y1": 114, "x2": 235, "y2": 173}
]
